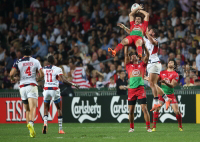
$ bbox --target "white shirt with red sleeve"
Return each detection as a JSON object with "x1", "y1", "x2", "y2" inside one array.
[{"x1": 12, "y1": 57, "x2": 42, "y2": 86}]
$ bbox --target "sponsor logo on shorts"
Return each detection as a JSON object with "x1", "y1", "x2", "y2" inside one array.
[
  {"x1": 71, "y1": 97, "x2": 101, "y2": 123},
  {"x1": 110, "y1": 96, "x2": 141, "y2": 123},
  {"x1": 156, "y1": 95, "x2": 185, "y2": 123},
  {"x1": 132, "y1": 69, "x2": 140, "y2": 76}
]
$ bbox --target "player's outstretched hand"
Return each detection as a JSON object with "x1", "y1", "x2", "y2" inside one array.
[
  {"x1": 144, "y1": 76, "x2": 149, "y2": 81},
  {"x1": 117, "y1": 23, "x2": 125, "y2": 29},
  {"x1": 138, "y1": 4, "x2": 144, "y2": 10},
  {"x1": 160, "y1": 79, "x2": 166, "y2": 84},
  {"x1": 74, "y1": 84, "x2": 80, "y2": 89}
]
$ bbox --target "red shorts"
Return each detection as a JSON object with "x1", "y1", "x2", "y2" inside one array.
[
  {"x1": 126, "y1": 35, "x2": 143, "y2": 45},
  {"x1": 128, "y1": 86, "x2": 146, "y2": 101},
  {"x1": 158, "y1": 94, "x2": 178, "y2": 104}
]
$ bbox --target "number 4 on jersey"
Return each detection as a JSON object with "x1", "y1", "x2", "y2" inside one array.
[{"x1": 25, "y1": 66, "x2": 32, "y2": 76}]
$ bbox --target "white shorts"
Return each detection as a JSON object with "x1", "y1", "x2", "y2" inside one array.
[
  {"x1": 43, "y1": 89, "x2": 60, "y2": 102},
  {"x1": 20, "y1": 86, "x2": 38, "y2": 100},
  {"x1": 147, "y1": 62, "x2": 162, "y2": 75}
]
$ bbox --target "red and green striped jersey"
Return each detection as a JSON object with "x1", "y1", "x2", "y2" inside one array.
[
  {"x1": 126, "y1": 61, "x2": 147, "y2": 89},
  {"x1": 129, "y1": 21, "x2": 148, "y2": 37},
  {"x1": 159, "y1": 70, "x2": 179, "y2": 95}
]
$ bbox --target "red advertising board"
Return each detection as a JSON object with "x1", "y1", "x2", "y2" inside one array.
[{"x1": 0, "y1": 97, "x2": 58, "y2": 123}]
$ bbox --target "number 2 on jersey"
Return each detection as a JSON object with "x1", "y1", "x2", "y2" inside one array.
[
  {"x1": 25, "y1": 66, "x2": 32, "y2": 76},
  {"x1": 46, "y1": 73, "x2": 52, "y2": 82}
]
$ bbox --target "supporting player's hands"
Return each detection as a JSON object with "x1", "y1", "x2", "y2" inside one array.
[
  {"x1": 73, "y1": 83, "x2": 80, "y2": 89},
  {"x1": 138, "y1": 4, "x2": 144, "y2": 10},
  {"x1": 160, "y1": 79, "x2": 167, "y2": 84},
  {"x1": 144, "y1": 76, "x2": 149, "y2": 81},
  {"x1": 117, "y1": 23, "x2": 126, "y2": 29}
]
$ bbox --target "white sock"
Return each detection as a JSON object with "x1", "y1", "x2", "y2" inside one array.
[
  {"x1": 29, "y1": 121, "x2": 34, "y2": 126},
  {"x1": 154, "y1": 97, "x2": 159, "y2": 105},
  {"x1": 44, "y1": 115, "x2": 48, "y2": 126},
  {"x1": 58, "y1": 117, "x2": 63, "y2": 131},
  {"x1": 162, "y1": 94, "x2": 169, "y2": 102}
]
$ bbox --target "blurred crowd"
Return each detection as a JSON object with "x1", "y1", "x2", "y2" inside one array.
[{"x1": 0, "y1": 0, "x2": 200, "y2": 89}]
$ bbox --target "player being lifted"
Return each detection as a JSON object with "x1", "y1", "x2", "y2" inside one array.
[
  {"x1": 117, "y1": 24, "x2": 172, "y2": 111},
  {"x1": 151, "y1": 59, "x2": 183, "y2": 131},
  {"x1": 42, "y1": 55, "x2": 80, "y2": 134},
  {"x1": 125, "y1": 45, "x2": 152, "y2": 132},
  {"x1": 10, "y1": 47, "x2": 44, "y2": 138},
  {"x1": 108, "y1": 4, "x2": 149, "y2": 58}
]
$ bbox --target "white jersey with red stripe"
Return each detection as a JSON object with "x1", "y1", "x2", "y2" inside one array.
[
  {"x1": 143, "y1": 37, "x2": 160, "y2": 63},
  {"x1": 43, "y1": 65, "x2": 63, "y2": 88},
  {"x1": 12, "y1": 57, "x2": 42, "y2": 86}
]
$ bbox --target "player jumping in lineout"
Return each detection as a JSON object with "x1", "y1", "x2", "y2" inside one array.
[
  {"x1": 151, "y1": 59, "x2": 183, "y2": 131},
  {"x1": 10, "y1": 47, "x2": 44, "y2": 138},
  {"x1": 108, "y1": 4, "x2": 149, "y2": 58},
  {"x1": 117, "y1": 23, "x2": 172, "y2": 111},
  {"x1": 124, "y1": 45, "x2": 152, "y2": 132},
  {"x1": 42, "y1": 55, "x2": 80, "y2": 134}
]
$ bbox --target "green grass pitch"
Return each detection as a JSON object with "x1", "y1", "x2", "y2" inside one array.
[{"x1": 0, "y1": 123, "x2": 200, "y2": 142}]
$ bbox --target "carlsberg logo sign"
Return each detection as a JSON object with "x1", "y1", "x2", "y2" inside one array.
[
  {"x1": 110, "y1": 96, "x2": 141, "y2": 123},
  {"x1": 158, "y1": 95, "x2": 185, "y2": 122},
  {"x1": 71, "y1": 97, "x2": 101, "y2": 123}
]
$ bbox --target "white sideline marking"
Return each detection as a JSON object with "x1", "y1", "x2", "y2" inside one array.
[{"x1": 56, "y1": 137, "x2": 63, "y2": 139}]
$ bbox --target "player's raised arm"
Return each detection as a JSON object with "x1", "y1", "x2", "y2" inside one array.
[
  {"x1": 117, "y1": 23, "x2": 130, "y2": 34},
  {"x1": 138, "y1": 10, "x2": 149, "y2": 21},
  {"x1": 59, "y1": 74, "x2": 80, "y2": 89},
  {"x1": 129, "y1": 4, "x2": 143, "y2": 22},
  {"x1": 146, "y1": 28, "x2": 158, "y2": 46},
  {"x1": 143, "y1": 44, "x2": 150, "y2": 64},
  {"x1": 124, "y1": 46, "x2": 130, "y2": 65}
]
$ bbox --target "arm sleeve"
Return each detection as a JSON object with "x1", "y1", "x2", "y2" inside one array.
[
  {"x1": 141, "y1": 61, "x2": 147, "y2": 67},
  {"x1": 57, "y1": 68, "x2": 63, "y2": 76},
  {"x1": 36, "y1": 60, "x2": 42, "y2": 70},
  {"x1": 130, "y1": 21, "x2": 135, "y2": 27},
  {"x1": 174, "y1": 73, "x2": 179, "y2": 82},
  {"x1": 12, "y1": 61, "x2": 19, "y2": 70},
  {"x1": 143, "y1": 21, "x2": 148, "y2": 29}
]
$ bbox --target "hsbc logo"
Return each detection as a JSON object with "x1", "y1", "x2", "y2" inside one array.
[
  {"x1": 39, "y1": 100, "x2": 57, "y2": 121},
  {"x1": 132, "y1": 69, "x2": 140, "y2": 76},
  {"x1": 6, "y1": 100, "x2": 38, "y2": 122}
]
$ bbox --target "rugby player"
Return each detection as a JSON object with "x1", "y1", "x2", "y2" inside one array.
[
  {"x1": 42, "y1": 55, "x2": 80, "y2": 134},
  {"x1": 125, "y1": 45, "x2": 152, "y2": 132},
  {"x1": 117, "y1": 24, "x2": 172, "y2": 111},
  {"x1": 152, "y1": 59, "x2": 183, "y2": 131},
  {"x1": 10, "y1": 46, "x2": 44, "y2": 138},
  {"x1": 108, "y1": 4, "x2": 149, "y2": 58}
]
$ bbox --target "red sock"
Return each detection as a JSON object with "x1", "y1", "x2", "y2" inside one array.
[
  {"x1": 137, "y1": 46, "x2": 142, "y2": 55},
  {"x1": 153, "y1": 112, "x2": 159, "y2": 128},
  {"x1": 115, "y1": 43, "x2": 124, "y2": 52},
  {"x1": 146, "y1": 121, "x2": 150, "y2": 129},
  {"x1": 176, "y1": 114, "x2": 182, "y2": 128},
  {"x1": 130, "y1": 123, "x2": 134, "y2": 129}
]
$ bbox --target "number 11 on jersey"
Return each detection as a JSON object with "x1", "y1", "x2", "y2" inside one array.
[{"x1": 46, "y1": 73, "x2": 52, "y2": 82}]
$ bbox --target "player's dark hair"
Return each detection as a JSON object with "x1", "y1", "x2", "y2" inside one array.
[
  {"x1": 129, "y1": 52, "x2": 138, "y2": 57},
  {"x1": 23, "y1": 46, "x2": 31, "y2": 56},
  {"x1": 47, "y1": 55, "x2": 55, "y2": 64},
  {"x1": 152, "y1": 28, "x2": 159, "y2": 38},
  {"x1": 168, "y1": 59, "x2": 177, "y2": 69},
  {"x1": 134, "y1": 13, "x2": 144, "y2": 22}
]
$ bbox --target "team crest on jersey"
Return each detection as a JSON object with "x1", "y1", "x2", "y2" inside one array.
[{"x1": 132, "y1": 69, "x2": 140, "y2": 76}]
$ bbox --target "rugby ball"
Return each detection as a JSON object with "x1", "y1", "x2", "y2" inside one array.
[{"x1": 131, "y1": 3, "x2": 140, "y2": 12}]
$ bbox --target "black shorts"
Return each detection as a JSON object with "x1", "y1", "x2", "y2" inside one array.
[{"x1": 128, "y1": 98, "x2": 147, "y2": 105}]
